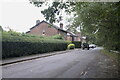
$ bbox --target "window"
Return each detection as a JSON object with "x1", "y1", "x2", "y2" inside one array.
[{"x1": 42, "y1": 30, "x2": 45, "y2": 35}]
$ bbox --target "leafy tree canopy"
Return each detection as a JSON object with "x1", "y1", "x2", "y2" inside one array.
[{"x1": 30, "y1": 1, "x2": 120, "y2": 51}]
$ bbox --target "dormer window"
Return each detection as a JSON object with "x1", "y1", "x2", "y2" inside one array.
[{"x1": 42, "y1": 30, "x2": 45, "y2": 35}]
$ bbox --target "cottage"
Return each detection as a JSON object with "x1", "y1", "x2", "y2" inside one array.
[
  {"x1": 26, "y1": 20, "x2": 67, "y2": 40},
  {"x1": 26, "y1": 20, "x2": 81, "y2": 41},
  {"x1": 67, "y1": 32, "x2": 81, "y2": 41}
]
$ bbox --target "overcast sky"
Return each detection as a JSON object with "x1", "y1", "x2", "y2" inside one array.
[{"x1": 0, "y1": 0, "x2": 69, "y2": 33}]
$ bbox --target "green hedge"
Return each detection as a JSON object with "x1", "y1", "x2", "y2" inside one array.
[
  {"x1": 52, "y1": 34, "x2": 64, "y2": 40},
  {"x1": 72, "y1": 41, "x2": 81, "y2": 48},
  {"x1": 2, "y1": 31, "x2": 67, "y2": 59}
]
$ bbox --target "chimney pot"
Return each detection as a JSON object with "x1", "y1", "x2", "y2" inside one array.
[
  {"x1": 60, "y1": 23, "x2": 63, "y2": 29},
  {"x1": 36, "y1": 20, "x2": 40, "y2": 25}
]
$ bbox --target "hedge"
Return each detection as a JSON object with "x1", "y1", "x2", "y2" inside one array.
[
  {"x1": 52, "y1": 34, "x2": 64, "y2": 40},
  {"x1": 2, "y1": 32, "x2": 67, "y2": 59},
  {"x1": 72, "y1": 41, "x2": 81, "y2": 48}
]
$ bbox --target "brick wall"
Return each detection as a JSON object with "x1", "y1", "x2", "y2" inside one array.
[
  {"x1": 28, "y1": 22, "x2": 58, "y2": 36},
  {"x1": 67, "y1": 35, "x2": 72, "y2": 41},
  {"x1": 58, "y1": 30, "x2": 67, "y2": 40}
]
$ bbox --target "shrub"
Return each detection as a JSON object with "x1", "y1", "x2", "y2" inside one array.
[
  {"x1": 67, "y1": 44, "x2": 75, "y2": 50},
  {"x1": 52, "y1": 34, "x2": 64, "y2": 40},
  {"x1": 66, "y1": 40, "x2": 72, "y2": 45},
  {"x1": 0, "y1": 26, "x2": 3, "y2": 31},
  {"x1": 72, "y1": 41, "x2": 81, "y2": 48},
  {"x1": 2, "y1": 31, "x2": 67, "y2": 59}
]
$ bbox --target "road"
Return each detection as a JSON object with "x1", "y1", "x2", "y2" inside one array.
[{"x1": 2, "y1": 47, "x2": 118, "y2": 78}]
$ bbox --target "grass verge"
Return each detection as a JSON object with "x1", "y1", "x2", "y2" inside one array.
[
  {"x1": 101, "y1": 49, "x2": 120, "y2": 69},
  {"x1": 101, "y1": 49, "x2": 119, "y2": 60},
  {"x1": 101, "y1": 49, "x2": 120, "y2": 78}
]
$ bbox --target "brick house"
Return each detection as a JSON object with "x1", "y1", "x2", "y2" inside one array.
[
  {"x1": 26, "y1": 20, "x2": 81, "y2": 41},
  {"x1": 67, "y1": 32, "x2": 81, "y2": 41}
]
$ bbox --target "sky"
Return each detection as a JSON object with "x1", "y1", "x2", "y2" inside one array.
[
  {"x1": 0, "y1": 0, "x2": 69, "y2": 33},
  {"x1": 1, "y1": 0, "x2": 118, "y2": 33}
]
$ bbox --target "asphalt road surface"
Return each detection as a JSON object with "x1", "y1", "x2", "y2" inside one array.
[{"x1": 2, "y1": 47, "x2": 118, "y2": 78}]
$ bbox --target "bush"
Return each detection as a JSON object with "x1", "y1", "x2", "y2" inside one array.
[
  {"x1": 2, "y1": 31, "x2": 67, "y2": 59},
  {"x1": 67, "y1": 44, "x2": 75, "y2": 50},
  {"x1": 52, "y1": 34, "x2": 64, "y2": 40},
  {"x1": 72, "y1": 41, "x2": 81, "y2": 48},
  {"x1": 66, "y1": 40, "x2": 72, "y2": 45},
  {"x1": 0, "y1": 26, "x2": 3, "y2": 31}
]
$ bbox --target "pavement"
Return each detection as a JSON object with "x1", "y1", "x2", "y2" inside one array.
[
  {"x1": 2, "y1": 47, "x2": 118, "y2": 78},
  {"x1": 1, "y1": 49, "x2": 80, "y2": 66}
]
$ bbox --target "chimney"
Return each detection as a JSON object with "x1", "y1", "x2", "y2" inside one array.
[
  {"x1": 36, "y1": 20, "x2": 40, "y2": 25},
  {"x1": 60, "y1": 23, "x2": 63, "y2": 29}
]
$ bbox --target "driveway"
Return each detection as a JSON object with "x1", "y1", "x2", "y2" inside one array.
[{"x1": 2, "y1": 47, "x2": 118, "y2": 78}]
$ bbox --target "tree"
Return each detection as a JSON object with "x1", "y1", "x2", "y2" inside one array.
[
  {"x1": 73, "y1": 2, "x2": 120, "y2": 51},
  {"x1": 29, "y1": 1, "x2": 76, "y2": 23},
  {"x1": 0, "y1": 25, "x2": 3, "y2": 31},
  {"x1": 30, "y1": 1, "x2": 120, "y2": 51}
]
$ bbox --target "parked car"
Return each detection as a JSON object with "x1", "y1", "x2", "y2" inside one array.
[
  {"x1": 81, "y1": 43, "x2": 89, "y2": 50},
  {"x1": 89, "y1": 44, "x2": 96, "y2": 48}
]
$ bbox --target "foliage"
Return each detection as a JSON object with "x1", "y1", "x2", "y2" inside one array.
[
  {"x1": 29, "y1": 1, "x2": 75, "y2": 23},
  {"x1": 67, "y1": 44, "x2": 75, "y2": 50},
  {"x1": 0, "y1": 25, "x2": 3, "y2": 31},
  {"x1": 72, "y1": 41, "x2": 81, "y2": 48},
  {"x1": 66, "y1": 40, "x2": 72, "y2": 45},
  {"x1": 2, "y1": 31, "x2": 67, "y2": 59},
  {"x1": 74, "y1": 2, "x2": 120, "y2": 51},
  {"x1": 30, "y1": 1, "x2": 120, "y2": 51},
  {"x1": 52, "y1": 34, "x2": 64, "y2": 40},
  {"x1": 101, "y1": 49, "x2": 119, "y2": 61}
]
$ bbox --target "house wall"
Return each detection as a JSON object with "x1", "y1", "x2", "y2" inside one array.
[
  {"x1": 73, "y1": 37, "x2": 81, "y2": 41},
  {"x1": 27, "y1": 21, "x2": 81, "y2": 41},
  {"x1": 74, "y1": 37, "x2": 77, "y2": 41},
  {"x1": 58, "y1": 30, "x2": 67, "y2": 40},
  {"x1": 76, "y1": 37, "x2": 81, "y2": 41},
  {"x1": 67, "y1": 36, "x2": 81, "y2": 41},
  {"x1": 76, "y1": 33, "x2": 81, "y2": 41},
  {"x1": 67, "y1": 35, "x2": 72, "y2": 41},
  {"x1": 28, "y1": 22, "x2": 58, "y2": 36}
]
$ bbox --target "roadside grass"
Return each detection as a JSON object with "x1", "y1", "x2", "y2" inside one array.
[
  {"x1": 101, "y1": 49, "x2": 120, "y2": 72},
  {"x1": 101, "y1": 49, "x2": 120, "y2": 67},
  {"x1": 101, "y1": 49, "x2": 119, "y2": 60}
]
